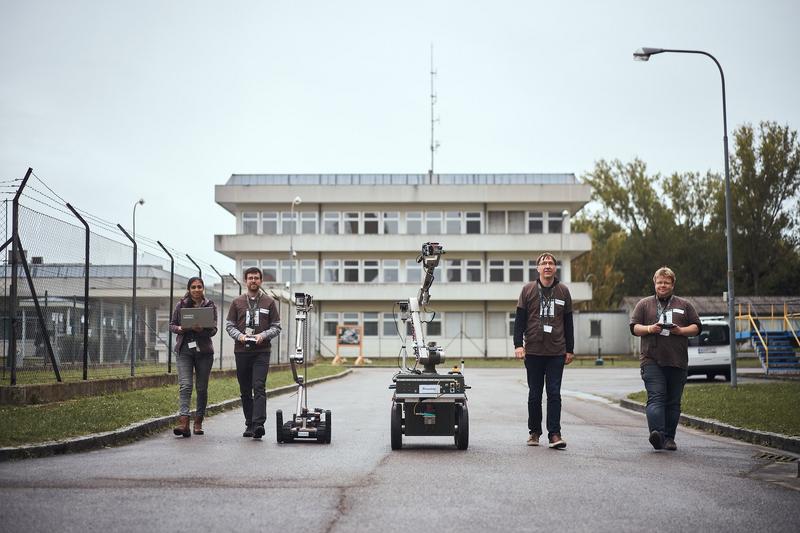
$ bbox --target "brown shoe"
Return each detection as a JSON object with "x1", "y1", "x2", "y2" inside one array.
[
  {"x1": 173, "y1": 415, "x2": 190, "y2": 437},
  {"x1": 527, "y1": 433, "x2": 541, "y2": 446},
  {"x1": 193, "y1": 416, "x2": 204, "y2": 435},
  {"x1": 548, "y1": 432, "x2": 566, "y2": 449},
  {"x1": 664, "y1": 438, "x2": 677, "y2": 451}
]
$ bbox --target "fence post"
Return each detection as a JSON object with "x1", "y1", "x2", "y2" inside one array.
[
  {"x1": 156, "y1": 241, "x2": 174, "y2": 374},
  {"x1": 66, "y1": 203, "x2": 90, "y2": 380},
  {"x1": 186, "y1": 254, "x2": 201, "y2": 278},
  {"x1": 117, "y1": 224, "x2": 137, "y2": 377},
  {"x1": 229, "y1": 273, "x2": 242, "y2": 295},
  {"x1": 208, "y1": 265, "x2": 224, "y2": 370},
  {"x1": 9, "y1": 168, "x2": 32, "y2": 385}
]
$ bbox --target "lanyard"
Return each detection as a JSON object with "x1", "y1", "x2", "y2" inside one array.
[
  {"x1": 538, "y1": 283, "x2": 555, "y2": 324},
  {"x1": 655, "y1": 295, "x2": 673, "y2": 323},
  {"x1": 247, "y1": 296, "x2": 259, "y2": 328}
]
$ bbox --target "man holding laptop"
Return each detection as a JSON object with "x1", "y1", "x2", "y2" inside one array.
[{"x1": 226, "y1": 266, "x2": 282, "y2": 439}]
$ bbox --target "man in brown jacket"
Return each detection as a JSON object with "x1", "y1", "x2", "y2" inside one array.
[
  {"x1": 630, "y1": 266, "x2": 700, "y2": 451},
  {"x1": 226, "y1": 267, "x2": 281, "y2": 439},
  {"x1": 514, "y1": 252, "x2": 574, "y2": 449}
]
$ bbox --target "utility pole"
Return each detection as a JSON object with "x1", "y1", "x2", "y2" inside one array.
[{"x1": 429, "y1": 43, "x2": 440, "y2": 183}]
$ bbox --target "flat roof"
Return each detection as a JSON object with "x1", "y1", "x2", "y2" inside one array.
[{"x1": 226, "y1": 173, "x2": 578, "y2": 186}]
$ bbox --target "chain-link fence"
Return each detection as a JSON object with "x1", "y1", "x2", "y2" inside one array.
[{"x1": 0, "y1": 169, "x2": 269, "y2": 385}]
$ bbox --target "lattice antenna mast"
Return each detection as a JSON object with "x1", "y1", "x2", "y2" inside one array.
[{"x1": 429, "y1": 43, "x2": 440, "y2": 180}]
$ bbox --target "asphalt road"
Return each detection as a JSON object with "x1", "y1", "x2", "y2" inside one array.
[{"x1": 1, "y1": 367, "x2": 798, "y2": 533}]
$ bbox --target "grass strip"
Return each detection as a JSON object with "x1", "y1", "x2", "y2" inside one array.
[
  {"x1": 628, "y1": 381, "x2": 800, "y2": 436},
  {"x1": 0, "y1": 364, "x2": 346, "y2": 447}
]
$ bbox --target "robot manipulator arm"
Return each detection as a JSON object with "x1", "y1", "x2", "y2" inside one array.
[{"x1": 416, "y1": 242, "x2": 444, "y2": 307}]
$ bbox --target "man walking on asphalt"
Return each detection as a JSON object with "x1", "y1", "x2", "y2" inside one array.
[
  {"x1": 226, "y1": 267, "x2": 281, "y2": 439},
  {"x1": 514, "y1": 252, "x2": 574, "y2": 449},
  {"x1": 630, "y1": 266, "x2": 700, "y2": 451}
]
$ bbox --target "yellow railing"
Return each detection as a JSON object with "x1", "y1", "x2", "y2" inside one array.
[
  {"x1": 783, "y1": 302, "x2": 800, "y2": 352},
  {"x1": 737, "y1": 301, "x2": 800, "y2": 370}
]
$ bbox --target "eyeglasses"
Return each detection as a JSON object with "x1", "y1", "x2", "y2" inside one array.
[
  {"x1": 538, "y1": 261, "x2": 556, "y2": 266},
  {"x1": 190, "y1": 285, "x2": 203, "y2": 289}
]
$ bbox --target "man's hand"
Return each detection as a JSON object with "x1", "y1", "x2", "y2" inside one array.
[
  {"x1": 514, "y1": 347, "x2": 525, "y2": 359},
  {"x1": 647, "y1": 323, "x2": 663, "y2": 335},
  {"x1": 256, "y1": 334, "x2": 266, "y2": 345},
  {"x1": 565, "y1": 352, "x2": 574, "y2": 365},
  {"x1": 238, "y1": 334, "x2": 246, "y2": 343}
]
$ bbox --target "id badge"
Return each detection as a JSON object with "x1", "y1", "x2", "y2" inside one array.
[
  {"x1": 245, "y1": 327, "x2": 254, "y2": 336},
  {"x1": 543, "y1": 325, "x2": 553, "y2": 334},
  {"x1": 188, "y1": 341, "x2": 198, "y2": 350}
]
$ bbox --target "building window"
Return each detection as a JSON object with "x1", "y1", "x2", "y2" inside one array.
[
  {"x1": 528, "y1": 260, "x2": 539, "y2": 282},
  {"x1": 342, "y1": 312, "x2": 359, "y2": 325},
  {"x1": 261, "y1": 259, "x2": 278, "y2": 282},
  {"x1": 548, "y1": 211, "x2": 564, "y2": 233},
  {"x1": 488, "y1": 312, "x2": 506, "y2": 338},
  {"x1": 323, "y1": 260, "x2": 340, "y2": 282},
  {"x1": 445, "y1": 312, "x2": 460, "y2": 337},
  {"x1": 241, "y1": 260, "x2": 258, "y2": 279},
  {"x1": 528, "y1": 212, "x2": 543, "y2": 234},
  {"x1": 508, "y1": 311, "x2": 516, "y2": 336},
  {"x1": 364, "y1": 260, "x2": 379, "y2": 282},
  {"x1": 489, "y1": 260, "x2": 504, "y2": 282},
  {"x1": 242, "y1": 212, "x2": 258, "y2": 234},
  {"x1": 261, "y1": 212, "x2": 278, "y2": 234},
  {"x1": 465, "y1": 212, "x2": 482, "y2": 234},
  {"x1": 445, "y1": 211, "x2": 462, "y2": 234},
  {"x1": 383, "y1": 259, "x2": 400, "y2": 282},
  {"x1": 508, "y1": 211, "x2": 525, "y2": 234},
  {"x1": 509, "y1": 260, "x2": 525, "y2": 283},
  {"x1": 406, "y1": 259, "x2": 421, "y2": 283},
  {"x1": 383, "y1": 212, "x2": 399, "y2": 234},
  {"x1": 363, "y1": 212, "x2": 379, "y2": 234},
  {"x1": 445, "y1": 259, "x2": 462, "y2": 282},
  {"x1": 344, "y1": 260, "x2": 359, "y2": 282},
  {"x1": 323, "y1": 212, "x2": 340, "y2": 234},
  {"x1": 343, "y1": 212, "x2": 359, "y2": 234},
  {"x1": 300, "y1": 260, "x2": 317, "y2": 282},
  {"x1": 465, "y1": 312, "x2": 483, "y2": 337},
  {"x1": 465, "y1": 260, "x2": 482, "y2": 282},
  {"x1": 406, "y1": 212, "x2": 422, "y2": 234},
  {"x1": 383, "y1": 312, "x2": 402, "y2": 337},
  {"x1": 426, "y1": 211, "x2": 442, "y2": 234},
  {"x1": 281, "y1": 212, "x2": 296, "y2": 235},
  {"x1": 363, "y1": 312, "x2": 379, "y2": 336},
  {"x1": 323, "y1": 313, "x2": 338, "y2": 336},
  {"x1": 426, "y1": 314, "x2": 442, "y2": 336},
  {"x1": 488, "y1": 211, "x2": 505, "y2": 234},
  {"x1": 280, "y1": 260, "x2": 294, "y2": 283},
  {"x1": 300, "y1": 212, "x2": 317, "y2": 234}
]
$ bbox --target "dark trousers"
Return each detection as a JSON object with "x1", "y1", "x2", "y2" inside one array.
[
  {"x1": 641, "y1": 363, "x2": 687, "y2": 439},
  {"x1": 524, "y1": 354, "x2": 566, "y2": 438},
  {"x1": 235, "y1": 351, "x2": 270, "y2": 428}
]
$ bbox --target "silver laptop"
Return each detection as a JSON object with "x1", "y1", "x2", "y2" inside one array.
[{"x1": 180, "y1": 307, "x2": 215, "y2": 328}]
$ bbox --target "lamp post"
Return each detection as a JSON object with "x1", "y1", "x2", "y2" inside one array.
[
  {"x1": 286, "y1": 196, "x2": 302, "y2": 363},
  {"x1": 633, "y1": 46, "x2": 737, "y2": 387},
  {"x1": 132, "y1": 198, "x2": 145, "y2": 243},
  {"x1": 560, "y1": 209, "x2": 569, "y2": 280}
]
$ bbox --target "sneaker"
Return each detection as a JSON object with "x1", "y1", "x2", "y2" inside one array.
[
  {"x1": 548, "y1": 432, "x2": 566, "y2": 449},
  {"x1": 242, "y1": 426, "x2": 254, "y2": 438},
  {"x1": 252, "y1": 425, "x2": 265, "y2": 439},
  {"x1": 649, "y1": 430, "x2": 664, "y2": 450},
  {"x1": 527, "y1": 433, "x2": 541, "y2": 446},
  {"x1": 664, "y1": 438, "x2": 677, "y2": 451}
]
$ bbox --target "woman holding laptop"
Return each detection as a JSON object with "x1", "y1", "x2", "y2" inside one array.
[{"x1": 169, "y1": 276, "x2": 218, "y2": 437}]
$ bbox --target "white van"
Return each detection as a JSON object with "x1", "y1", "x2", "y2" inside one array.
[{"x1": 687, "y1": 317, "x2": 732, "y2": 381}]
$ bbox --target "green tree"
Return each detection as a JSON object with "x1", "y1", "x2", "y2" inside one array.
[{"x1": 728, "y1": 121, "x2": 800, "y2": 295}]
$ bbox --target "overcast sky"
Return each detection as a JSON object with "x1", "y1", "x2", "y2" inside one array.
[{"x1": 1, "y1": 0, "x2": 798, "y2": 274}]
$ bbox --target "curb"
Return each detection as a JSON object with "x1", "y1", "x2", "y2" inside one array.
[
  {"x1": 0, "y1": 369, "x2": 352, "y2": 462},
  {"x1": 619, "y1": 398, "x2": 800, "y2": 454}
]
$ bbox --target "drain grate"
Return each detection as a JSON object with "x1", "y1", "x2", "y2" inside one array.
[{"x1": 754, "y1": 452, "x2": 799, "y2": 463}]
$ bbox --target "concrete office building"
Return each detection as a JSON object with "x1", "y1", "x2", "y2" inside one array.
[{"x1": 215, "y1": 174, "x2": 592, "y2": 359}]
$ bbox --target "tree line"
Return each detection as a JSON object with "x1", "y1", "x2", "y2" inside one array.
[{"x1": 573, "y1": 121, "x2": 800, "y2": 309}]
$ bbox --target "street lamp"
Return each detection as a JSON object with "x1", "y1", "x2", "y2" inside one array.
[
  {"x1": 560, "y1": 209, "x2": 569, "y2": 279},
  {"x1": 633, "y1": 46, "x2": 737, "y2": 387},
  {"x1": 132, "y1": 198, "x2": 145, "y2": 242}
]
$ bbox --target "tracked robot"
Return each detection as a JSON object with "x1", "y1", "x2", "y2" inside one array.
[
  {"x1": 389, "y1": 242, "x2": 469, "y2": 450},
  {"x1": 276, "y1": 292, "x2": 331, "y2": 444}
]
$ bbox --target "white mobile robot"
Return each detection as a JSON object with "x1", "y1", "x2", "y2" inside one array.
[
  {"x1": 276, "y1": 292, "x2": 331, "y2": 444},
  {"x1": 389, "y1": 242, "x2": 469, "y2": 450}
]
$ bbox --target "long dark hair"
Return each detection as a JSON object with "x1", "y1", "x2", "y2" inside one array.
[{"x1": 183, "y1": 276, "x2": 205, "y2": 301}]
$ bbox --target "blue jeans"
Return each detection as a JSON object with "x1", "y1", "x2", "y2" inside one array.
[
  {"x1": 640, "y1": 364, "x2": 687, "y2": 439},
  {"x1": 176, "y1": 348, "x2": 214, "y2": 417},
  {"x1": 524, "y1": 355, "x2": 566, "y2": 437},
  {"x1": 235, "y1": 351, "x2": 270, "y2": 428}
]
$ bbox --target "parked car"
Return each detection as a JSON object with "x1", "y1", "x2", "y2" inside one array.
[{"x1": 688, "y1": 317, "x2": 731, "y2": 381}]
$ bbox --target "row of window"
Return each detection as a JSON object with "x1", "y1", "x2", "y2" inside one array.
[
  {"x1": 321, "y1": 311, "x2": 517, "y2": 338},
  {"x1": 241, "y1": 258, "x2": 563, "y2": 284},
  {"x1": 240, "y1": 210, "x2": 567, "y2": 236}
]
